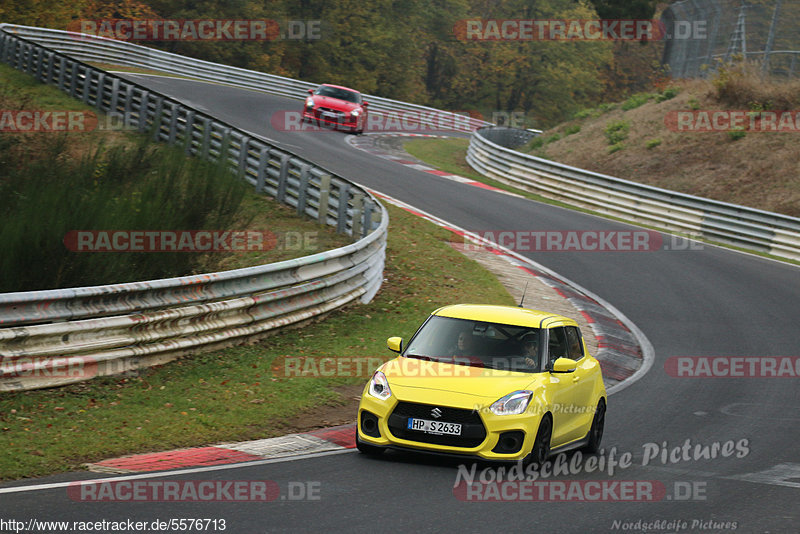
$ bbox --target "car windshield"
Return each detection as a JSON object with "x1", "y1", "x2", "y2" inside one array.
[
  {"x1": 314, "y1": 86, "x2": 361, "y2": 103},
  {"x1": 403, "y1": 315, "x2": 543, "y2": 373}
]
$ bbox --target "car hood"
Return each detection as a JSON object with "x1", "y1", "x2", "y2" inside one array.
[
  {"x1": 312, "y1": 95, "x2": 360, "y2": 111},
  {"x1": 380, "y1": 357, "x2": 542, "y2": 401}
]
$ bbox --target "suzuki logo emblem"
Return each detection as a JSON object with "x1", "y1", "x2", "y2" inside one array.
[{"x1": 431, "y1": 407, "x2": 443, "y2": 418}]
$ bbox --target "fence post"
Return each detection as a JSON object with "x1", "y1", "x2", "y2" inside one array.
[
  {"x1": 256, "y1": 148, "x2": 269, "y2": 193},
  {"x1": 152, "y1": 96, "x2": 164, "y2": 141},
  {"x1": 238, "y1": 135, "x2": 250, "y2": 179},
  {"x1": 318, "y1": 175, "x2": 331, "y2": 225},
  {"x1": 351, "y1": 193, "x2": 364, "y2": 238},
  {"x1": 297, "y1": 164, "x2": 310, "y2": 216},
  {"x1": 336, "y1": 182, "x2": 351, "y2": 234},
  {"x1": 277, "y1": 154, "x2": 290, "y2": 203}
]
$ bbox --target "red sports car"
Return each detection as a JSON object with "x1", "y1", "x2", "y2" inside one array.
[{"x1": 302, "y1": 84, "x2": 368, "y2": 134}]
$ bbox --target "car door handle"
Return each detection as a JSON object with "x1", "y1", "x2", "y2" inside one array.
[{"x1": 572, "y1": 376, "x2": 580, "y2": 383}]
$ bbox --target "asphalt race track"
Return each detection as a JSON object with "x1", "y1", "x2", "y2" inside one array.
[{"x1": 1, "y1": 76, "x2": 798, "y2": 533}]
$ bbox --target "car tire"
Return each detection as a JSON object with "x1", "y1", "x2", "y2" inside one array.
[
  {"x1": 355, "y1": 432, "x2": 385, "y2": 456},
  {"x1": 583, "y1": 399, "x2": 606, "y2": 454},
  {"x1": 526, "y1": 414, "x2": 552, "y2": 466}
]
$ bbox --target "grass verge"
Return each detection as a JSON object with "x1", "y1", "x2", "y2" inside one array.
[{"x1": 0, "y1": 204, "x2": 513, "y2": 480}]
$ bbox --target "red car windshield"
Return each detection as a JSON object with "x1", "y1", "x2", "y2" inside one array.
[{"x1": 314, "y1": 86, "x2": 362, "y2": 104}]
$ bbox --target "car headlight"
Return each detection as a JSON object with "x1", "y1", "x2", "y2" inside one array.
[
  {"x1": 305, "y1": 98, "x2": 314, "y2": 108},
  {"x1": 350, "y1": 109, "x2": 361, "y2": 117},
  {"x1": 490, "y1": 390, "x2": 533, "y2": 415},
  {"x1": 368, "y1": 371, "x2": 392, "y2": 400}
]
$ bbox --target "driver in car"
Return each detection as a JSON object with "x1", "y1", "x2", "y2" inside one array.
[{"x1": 520, "y1": 332, "x2": 540, "y2": 370}]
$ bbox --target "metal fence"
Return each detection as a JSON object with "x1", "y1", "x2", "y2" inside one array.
[
  {"x1": 662, "y1": 0, "x2": 800, "y2": 78},
  {"x1": 0, "y1": 24, "x2": 491, "y2": 133},
  {"x1": 467, "y1": 127, "x2": 800, "y2": 261},
  {"x1": 0, "y1": 27, "x2": 388, "y2": 391}
]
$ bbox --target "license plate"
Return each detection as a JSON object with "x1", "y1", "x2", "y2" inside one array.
[
  {"x1": 407, "y1": 418, "x2": 462, "y2": 436},
  {"x1": 322, "y1": 112, "x2": 338, "y2": 121}
]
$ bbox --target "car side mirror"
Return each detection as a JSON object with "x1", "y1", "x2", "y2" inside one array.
[
  {"x1": 362, "y1": 101, "x2": 369, "y2": 107},
  {"x1": 551, "y1": 357, "x2": 577, "y2": 373},
  {"x1": 387, "y1": 336, "x2": 403, "y2": 353},
  {"x1": 307, "y1": 89, "x2": 314, "y2": 95}
]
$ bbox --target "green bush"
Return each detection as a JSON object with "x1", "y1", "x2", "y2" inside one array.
[
  {"x1": 621, "y1": 92, "x2": 654, "y2": 111},
  {"x1": 656, "y1": 87, "x2": 679, "y2": 102},
  {"x1": 728, "y1": 128, "x2": 747, "y2": 141},
  {"x1": 527, "y1": 136, "x2": 545, "y2": 150},
  {"x1": 0, "y1": 136, "x2": 250, "y2": 292},
  {"x1": 604, "y1": 120, "x2": 630, "y2": 145},
  {"x1": 545, "y1": 133, "x2": 561, "y2": 144},
  {"x1": 608, "y1": 143, "x2": 625, "y2": 154},
  {"x1": 645, "y1": 138, "x2": 662, "y2": 149},
  {"x1": 563, "y1": 124, "x2": 581, "y2": 136},
  {"x1": 573, "y1": 109, "x2": 593, "y2": 120}
]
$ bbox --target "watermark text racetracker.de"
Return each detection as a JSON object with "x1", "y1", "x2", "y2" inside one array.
[
  {"x1": 67, "y1": 19, "x2": 326, "y2": 41},
  {"x1": 63, "y1": 230, "x2": 320, "y2": 253},
  {"x1": 453, "y1": 19, "x2": 666, "y2": 41},
  {"x1": 665, "y1": 110, "x2": 800, "y2": 133},
  {"x1": 665, "y1": 356, "x2": 800, "y2": 378},
  {"x1": 67, "y1": 479, "x2": 321, "y2": 502},
  {"x1": 450, "y1": 230, "x2": 703, "y2": 253},
  {"x1": 1, "y1": 110, "x2": 104, "y2": 132},
  {"x1": 273, "y1": 110, "x2": 483, "y2": 133}
]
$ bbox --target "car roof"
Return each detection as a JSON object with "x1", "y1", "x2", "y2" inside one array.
[
  {"x1": 319, "y1": 83, "x2": 360, "y2": 94},
  {"x1": 432, "y1": 304, "x2": 576, "y2": 329}
]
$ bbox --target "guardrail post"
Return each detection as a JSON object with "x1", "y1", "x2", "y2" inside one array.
[
  {"x1": 82, "y1": 67, "x2": 93, "y2": 105},
  {"x1": 183, "y1": 110, "x2": 195, "y2": 154},
  {"x1": 109, "y1": 77, "x2": 120, "y2": 113},
  {"x1": 318, "y1": 175, "x2": 331, "y2": 225},
  {"x1": 336, "y1": 183, "x2": 351, "y2": 234},
  {"x1": 256, "y1": 148, "x2": 269, "y2": 193},
  {"x1": 219, "y1": 127, "x2": 232, "y2": 166},
  {"x1": 69, "y1": 61, "x2": 79, "y2": 99},
  {"x1": 152, "y1": 96, "x2": 164, "y2": 141},
  {"x1": 238, "y1": 135, "x2": 250, "y2": 179},
  {"x1": 277, "y1": 154, "x2": 290, "y2": 203},
  {"x1": 23, "y1": 43, "x2": 32, "y2": 73},
  {"x1": 44, "y1": 51, "x2": 54, "y2": 84},
  {"x1": 57, "y1": 56, "x2": 65, "y2": 90},
  {"x1": 137, "y1": 90, "x2": 149, "y2": 132},
  {"x1": 200, "y1": 118, "x2": 212, "y2": 158},
  {"x1": 35, "y1": 48, "x2": 43, "y2": 81},
  {"x1": 95, "y1": 72, "x2": 106, "y2": 110},
  {"x1": 297, "y1": 164, "x2": 310, "y2": 216},
  {"x1": 362, "y1": 199, "x2": 374, "y2": 237},
  {"x1": 167, "y1": 102, "x2": 178, "y2": 144},
  {"x1": 351, "y1": 193, "x2": 364, "y2": 237}
]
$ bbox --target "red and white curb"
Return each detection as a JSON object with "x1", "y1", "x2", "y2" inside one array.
[
  {"x1": 347, "y1": 133, "x2": 523, "y2": 198},
  {"x1": 87, "y1": 424, "x2": 355, "y2": 474}
]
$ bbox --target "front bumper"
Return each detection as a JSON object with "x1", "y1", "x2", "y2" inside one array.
[
  {"x1": 357, "y1": 384, "x2": 547, "y2": 461},
  {"x1": 302, "y1": 109, "x2": 359, "y2": 130}
]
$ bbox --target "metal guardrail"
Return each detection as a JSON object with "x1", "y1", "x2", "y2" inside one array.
[
  {"x1": 0, "y1": 26, "x2": 388, "y2": 391},
  {"x1": 0, "y1": 24, "x2": 491, "y2": 133},
  {"x1": 467, "y1": 127, "x2": 800, "y2": 261}
]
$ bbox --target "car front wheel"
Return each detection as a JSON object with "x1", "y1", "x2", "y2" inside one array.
[
  {"x1": 583, "y1": 399, "x2": 605, "y2": 453},
  {"x1": 526, "y1": 415, "x2": 552, "y2": 466}
]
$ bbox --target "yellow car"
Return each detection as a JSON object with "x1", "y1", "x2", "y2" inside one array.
[{"x1": 356, "y1": 304, "x2": 607, "y2": 464}]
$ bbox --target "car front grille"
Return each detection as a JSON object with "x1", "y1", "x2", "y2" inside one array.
[{"x1": 387, "y1": 401, "x2": 486, "y2": 448}]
